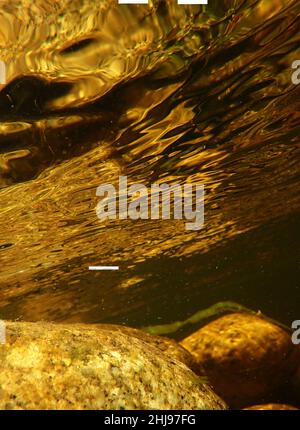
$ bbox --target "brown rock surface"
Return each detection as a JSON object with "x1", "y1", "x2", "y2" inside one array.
[
  {"x1": 0, "y1": 320, "x2": 227, "y2": 410},
  {"x1": 244, "y1": 404, "x2": 298, "y2": 410},
  {"x1": 180, "y1": 313, "x2": 300, "y2": 408},
  {"x1": 97, "y1": 323, "x2": 198, "y2": 372}
]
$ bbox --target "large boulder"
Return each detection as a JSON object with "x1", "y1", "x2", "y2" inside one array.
[
  {"x1": 97, "y1": 323, "x2": 198, "y2": 373},
  {"x1": 181, "y1": 313, "x2": 300, "y2": 408},
  {"x1": 0, "y1": 321, "x2": 226, "y2": 410}
]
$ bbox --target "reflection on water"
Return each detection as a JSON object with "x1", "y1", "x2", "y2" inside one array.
[{"x1": 0, "y1": 0, "x2": 299, "y2": 335}]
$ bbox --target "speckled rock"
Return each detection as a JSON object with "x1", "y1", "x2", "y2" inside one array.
[
  {"x1": 0, "y1": 321, "x2": 227, "y2": 410},
  {"x1": 180, "y1": 313, "x2": 300, "y2": 408},
  {"x1": 97, "y1": 324, "x2": 198, "y2": 373},
  {"x1": 244, "y1": 404, "x2": 298, "y2": 410}
]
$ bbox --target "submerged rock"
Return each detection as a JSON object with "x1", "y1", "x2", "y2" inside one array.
[
  {"x1": 180, "y1": 313, "x2": 300, "y2": 408},
  {"x1": 0, "y1": 321, "x2": 226, "y2": 410},
  {"x1": 97, "y1": 323, "x2": 198, "y2": 373},
  {"x1": 244, "y1": 404, "x2": 298, "y2": 410}
]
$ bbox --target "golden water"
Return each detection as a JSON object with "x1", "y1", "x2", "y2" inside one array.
[{"x1": 0, "y1": 0, "x2": 299, "y2": 337}]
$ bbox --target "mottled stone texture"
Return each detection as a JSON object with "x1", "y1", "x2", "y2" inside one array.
[
  {"x1": 244, "y1": 404, "x2": 298, "y2": 410},
  {"x1": 181, "y1": 313, "x2": 300, "y2": 408},
  {"x1": 97, "y1": 324, "x2": 198, "y2": 373},
  {"x1": 0, "y1": 321, "x2": 226, "y2": 410}
]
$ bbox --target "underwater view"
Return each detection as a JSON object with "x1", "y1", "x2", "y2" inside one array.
[{"x1": 0, "y1": 0, "x2": 299, "y2": 412}]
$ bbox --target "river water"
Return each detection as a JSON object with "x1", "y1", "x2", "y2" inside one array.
[{"x1": 0, "y1": 0, "x2": 299, "y2": 339}]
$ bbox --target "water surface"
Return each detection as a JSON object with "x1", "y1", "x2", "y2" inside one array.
[{"x1": 0, "y1": 0, "x2": 299, "y2": 338}]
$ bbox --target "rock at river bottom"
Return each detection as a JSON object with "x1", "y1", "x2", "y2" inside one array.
[
  {"x1": 0, "y1": 321, "x2": 226, "y2": 410},
  {"x1": 181, "y1": 312, "x2": 300, "y2": 408}
]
